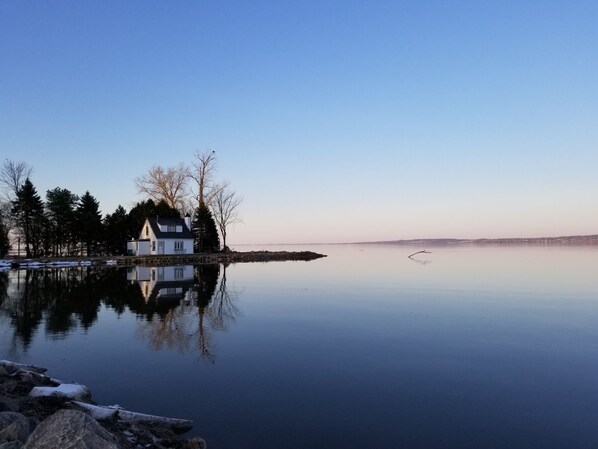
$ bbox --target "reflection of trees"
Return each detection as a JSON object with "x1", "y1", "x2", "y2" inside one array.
[
  {"x1": 0, "y1": 267, "x2": 143, "y2": 352},
  {"x1": 135, "y1": 304, "x2": 197, "y2": 353},
  {"x1": 195, "y1": 265, "x2": 220, "y2": 362},
  {"x1": 197, "y1": 264, "x2": 240, "y2": 362},
  {"x1": 206, "y1": 265, "x2": 239, "y2": 331},
  {"x1": 134, "y1": 264, "x2": 241, "y2": 363},
  {"x1": 0, "y1": 264, "x2": 242, "y2": 362},
  {"x1": 0, "y1": 272, "x2": 8, "y2": 300}
]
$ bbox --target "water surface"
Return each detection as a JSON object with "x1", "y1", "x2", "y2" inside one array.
[{"x1": 1, "y1": 245, "x2": 597, "y2": 448}]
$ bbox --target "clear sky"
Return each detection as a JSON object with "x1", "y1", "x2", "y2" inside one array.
[{"x1": 1, "y1": 1, "x2": 596, "y2": 244}]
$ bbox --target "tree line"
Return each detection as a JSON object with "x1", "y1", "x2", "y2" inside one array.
[{"x1": 0, "y1": 151, "x2": 242, "y2": 258}]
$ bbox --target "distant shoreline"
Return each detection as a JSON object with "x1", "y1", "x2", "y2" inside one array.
[{"x1": 356, "y1": 234, "x2": 598, "y2": 246}]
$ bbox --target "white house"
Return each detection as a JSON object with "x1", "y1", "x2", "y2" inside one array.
[{"x1": 127, "y1": 215, "x2": 194, "y2": 256}]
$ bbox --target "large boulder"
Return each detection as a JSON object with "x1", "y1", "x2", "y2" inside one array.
[
  {"x1": 23, "y1": 410, "x2": 119, "y2": 449},
  {"x1": 0, "y1": 412, "x2": 36, "y2": 444}
]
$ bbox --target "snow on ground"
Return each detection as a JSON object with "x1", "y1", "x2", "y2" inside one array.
[{"x1": 29, "y1": 383, "x2": 91, "y2": 401}]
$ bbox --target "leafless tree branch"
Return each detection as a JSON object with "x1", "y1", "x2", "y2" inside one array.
[
  {"x1": 189, "y1": 150, "x2": 217, "y2": 209},
  {"x1": 135, "y1": 164, "x2": 190, "y2": 212},
  {"x1": 408, "y1": 250, "x2": 431, "y2": 258},
  {"x1": 211, "y1": 183, "x2": 242, "y2": 250},
  {"x1": 0, "y1": 159, "x2": 33, "y2": 201}
]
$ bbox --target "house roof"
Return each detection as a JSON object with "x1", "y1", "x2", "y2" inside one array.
[{"x1": 147, "y1": 217, "x2": 194, "y2": 239}]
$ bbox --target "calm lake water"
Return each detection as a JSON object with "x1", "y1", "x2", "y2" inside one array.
[{"x1": 1, "y1": 244, "x2": 598, "y2": 448}]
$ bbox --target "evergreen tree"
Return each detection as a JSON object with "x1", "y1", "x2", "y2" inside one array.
[
  {"x1": 126, "y1": 199, "x2": 180, "y2": 240},
  {"x1": 46, "y1": 187, "x2": 78, "y2": 256},
  {"x1": 76, "y1": 191, "x2": 102, "y2": 256},
  {"x1": 11, "y1": 179, "x2": 45, "y2": 257},
  {"x1": 103, "y1": 205, "x2": 128, "y2": 255},
  {"x1": 155, "y1": 199, "x2": 181, "y2": 217},
  {"x1": 193, "y1": 205, "x2": 220, "y2": 253}
]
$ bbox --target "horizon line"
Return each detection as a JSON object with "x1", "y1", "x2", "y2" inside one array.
[{"x1": 231, "y1": 233, "x2": 598, "y2": 246}]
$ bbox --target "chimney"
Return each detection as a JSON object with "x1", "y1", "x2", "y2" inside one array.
[{"x1": 184, "y1": 213, "x2": 192, "y2": 231}]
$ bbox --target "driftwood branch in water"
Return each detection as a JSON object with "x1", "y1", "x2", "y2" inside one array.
[{"x1": 408, "y1": 250, "x2": 431, "y2": 259}]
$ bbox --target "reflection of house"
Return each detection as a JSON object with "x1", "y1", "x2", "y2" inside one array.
[
  {"x1": 127, "y1": 265, "x2": 194, "y2": 303},
  {"x1": 127, "y1": 216, "x2": 194, "y2": 256}
]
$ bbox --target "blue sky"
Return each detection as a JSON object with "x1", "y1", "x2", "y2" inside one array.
[{"x1": 1, "y1": 1, "x2": 596, "y2": 244}]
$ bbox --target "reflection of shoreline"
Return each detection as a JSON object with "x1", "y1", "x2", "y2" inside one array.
[{"x1": 0, "y1": 265, "x2": 241, "y2": 362}]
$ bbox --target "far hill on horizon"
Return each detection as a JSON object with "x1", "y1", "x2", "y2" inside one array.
[{"x1": 359, "y1": 234, "x2": 598, "y2": 246}]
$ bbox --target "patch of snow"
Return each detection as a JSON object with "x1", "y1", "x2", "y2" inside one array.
[{"x1": 30, "y1": 383, "x2": 91, "y2": 401}]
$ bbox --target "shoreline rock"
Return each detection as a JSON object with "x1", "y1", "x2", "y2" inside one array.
[{"x1": 0, "y1": 360, "x2": 204, "y2": 449}]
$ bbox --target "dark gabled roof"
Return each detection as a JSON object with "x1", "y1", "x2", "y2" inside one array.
[{"x1": 147, "y1": 216, "x2": 194, "y2": 239}]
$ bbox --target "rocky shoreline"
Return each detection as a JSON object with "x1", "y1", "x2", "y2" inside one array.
[
  {"x1": 115, "y1": 250, "x2": 326, "y2": 267},
  {"x1": 0, "y1": 360, "x2": 204, "y2": 449},
  {"x1": 1, "y1": 250, "x2": 326, "y2": 270}
]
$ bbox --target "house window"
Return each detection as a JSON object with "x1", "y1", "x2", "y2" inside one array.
[
  {"x1": 145, "y1": 226, "x2": 149, "y2": 237},
  {"x1": 167, "y1": 225, "x2": 176, "y2": 232},
  {"x1": 152, "y1": 241, "x2": 156, "y2": 251},
  {"x1": 174, "y1": 267, "x2": 184, "y2": 279},
  {"x1": 174, "y1": 241, "x2": 184, "y2": 252}
]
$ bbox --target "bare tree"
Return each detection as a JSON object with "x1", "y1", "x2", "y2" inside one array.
[
  {"x1": 0, "y1": 159, "x2": 33, "y2": 201},
  {"x1": 189, "y1": 150, "x2": 217, "y2": 208},
  {"x1": 211, "y1": 183, "x2": 242, "y2": 251},
  {"x1": 135, "y1": 164, "x2": 190, "y2": 212}
]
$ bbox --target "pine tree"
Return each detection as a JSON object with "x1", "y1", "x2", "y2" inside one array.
[
  {"x1": 76, "y1": 191, "x2": 102, "y2": 256},
  {"x1": 46, "y1": 187, "x2": 78, "y2": 256},
  {"x1": 11, "y1": 179, "x2": 45, "y2": 257},
  {"x1": 154, "y1": 199, "x2": 180, "y2": 218},
  {"x1": 103, "y1": 205, "x2": 129, "y2": 255},
  {"x1": 193, "y1": 205, "x2": 220, "y2": 253}
]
